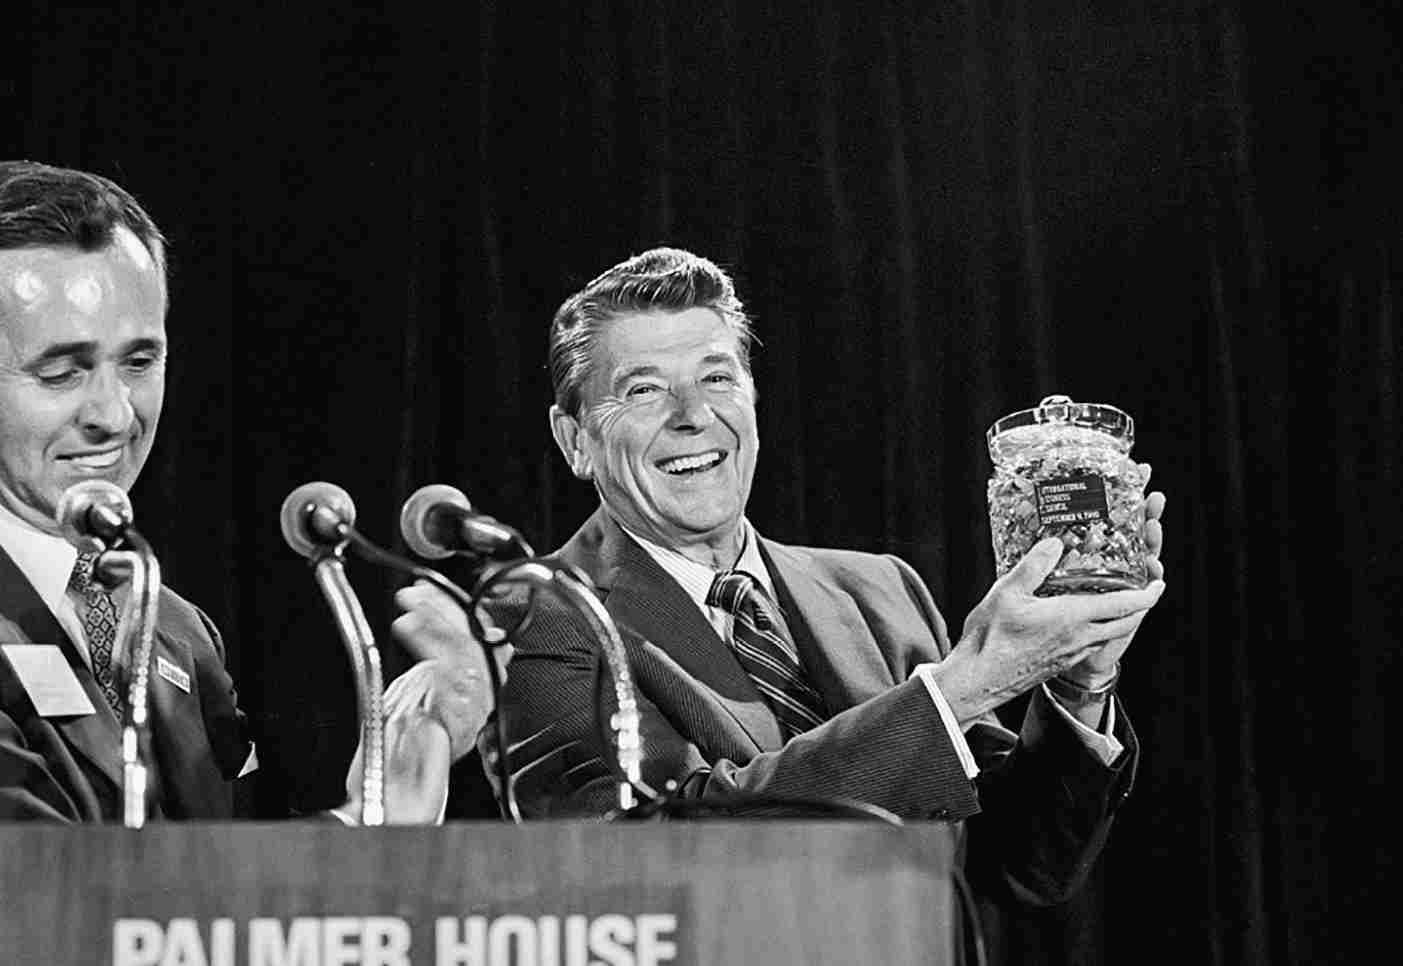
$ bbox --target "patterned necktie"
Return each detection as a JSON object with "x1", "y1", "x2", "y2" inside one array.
[
  {"x1": 706, "y1": 570, "x2": 826, "y2": 740},
  {"x1": 70, "y1": 551, "x2": 123, "y2": 714}
]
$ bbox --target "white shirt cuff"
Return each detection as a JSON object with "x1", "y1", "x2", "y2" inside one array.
[
  {"x1": 1040, "y1": 684, "x2": 1124, "y2": 765},
  {"x1": 911, "y1": 664, "x2": 980, "y2": 779}
]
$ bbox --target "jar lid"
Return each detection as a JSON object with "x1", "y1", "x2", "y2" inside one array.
[{"x1": 987, "y1": 394, "x2": 1135, "y2": 461}]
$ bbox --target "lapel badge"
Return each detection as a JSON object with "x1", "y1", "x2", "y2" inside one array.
[{"x1": 156, "y1": 655, "x2": 191, "y2": 694}]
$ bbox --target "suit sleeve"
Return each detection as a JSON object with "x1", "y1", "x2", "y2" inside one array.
[
  {"x1": 887, "y1": 555, "x2": 1141, "y2": 903},
  {"x1": 186, "y1": 602, "x2": 254, "y2": 782}
]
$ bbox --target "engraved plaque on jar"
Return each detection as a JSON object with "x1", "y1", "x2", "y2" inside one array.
[{"x1": 986, "y1": 394, "x2": 1148, "y2": 595}]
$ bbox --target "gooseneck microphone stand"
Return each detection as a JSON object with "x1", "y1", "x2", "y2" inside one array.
[
  {"x1": 55, "y1": 480, "x2": 162, "y2": 829},
  {"x1": 472, "y1": 560, "x2": 648, "y2": 813},
  {"x1": 108, "y1": 535, "x2": 161, "y2": 829},
  {"x1": 311, "y1": 541, "x2": 386, "y2": 826},
  {"x1": 280, "y1": 483, "x2": 385, "y2": 826}
]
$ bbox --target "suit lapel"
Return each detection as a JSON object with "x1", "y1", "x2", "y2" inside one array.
[
  {"x1": 572, "y1": 511, "x2": 784, "y2": 752},
  {"x1": 759, "y1": 539, "x2": 900, "y2": 710},
  {"x1": 0, "y1": 546, "x2": 125, "y2": 793}
]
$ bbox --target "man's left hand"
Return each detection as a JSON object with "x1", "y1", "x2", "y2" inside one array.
[
  {"x1": 340, "y1": 654, "x2": 512, "y2": 824},
  {"x1": 341, "y1": 692, "x2": 452, "y2": 826},
  {"x1": 1060, "y1": 464, "x2": 1166, "y2": 688}
]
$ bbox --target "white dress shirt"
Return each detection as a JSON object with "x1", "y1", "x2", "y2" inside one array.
[{"x1": 0, "y1": 501, "x2": 91, "y2": 665}]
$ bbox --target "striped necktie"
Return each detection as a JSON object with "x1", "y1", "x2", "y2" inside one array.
[
  {"x1": 69, "y1": 551, "x2": 123, "y2": 714},
  {"x1": 706, "y1": 570, "x2": 826, "y2": 740}
]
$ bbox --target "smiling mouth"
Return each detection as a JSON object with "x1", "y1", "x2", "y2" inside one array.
[
  {"x1": 656, "y1": 450, "x2": 727, "y2": 476},
  {"x1": 60, "y1": 448, "x2": 124, "y2": 471}
]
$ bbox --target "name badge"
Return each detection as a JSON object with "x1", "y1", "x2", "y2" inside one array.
[
  {"x1": 157, "y1": 655, "x2": 191, "y2": 693},
  {"x1": 1, "y1": 644, "x2": 96, "y2": 716}
]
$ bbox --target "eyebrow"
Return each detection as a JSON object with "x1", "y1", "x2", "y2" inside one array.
[
  {"x1": 23, "y1": 336, "x2": 166, "y2": 368},
  {"x1": 609, "y1": 364, "x2": 664, "y2": 393},
  {"x1": 609, "y1": 352, "x2": 741, "y2": 389}
]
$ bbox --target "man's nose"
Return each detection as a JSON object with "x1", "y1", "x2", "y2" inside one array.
[
  {"x1": 666, "y1": 385, "x2": 717, "y2": 432},
  {"x1": 78, "y1": 368, "x2": 135, "y2": 437}
]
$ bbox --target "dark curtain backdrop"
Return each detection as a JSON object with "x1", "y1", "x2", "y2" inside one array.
[{"x1": 4, "y1": 2, "x2": 1397, "y2": 963}]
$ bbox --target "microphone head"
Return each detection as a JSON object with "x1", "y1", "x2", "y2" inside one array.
[
  {"x1": 55, "y1": 480, "x2": 133, "y2": 550},
  {"x1": 280, "y1": 481, "x2": 357, "y2": 558},
  {"x1": 399, "y1": 483, "x2": 472, "y2": 560}
]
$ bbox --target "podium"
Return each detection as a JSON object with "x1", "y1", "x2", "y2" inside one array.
[{"x1": 0, "y1": 821, "x2": 957, "y2": 965}]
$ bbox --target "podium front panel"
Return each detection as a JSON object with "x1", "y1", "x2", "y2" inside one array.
[{"x1": 0, "y1": 820, "x2": 957, "y2": 965}]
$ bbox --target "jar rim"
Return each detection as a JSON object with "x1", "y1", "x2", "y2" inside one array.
[{"x1": 986, "y1": 394, "x2": 1135, "y2": 456}]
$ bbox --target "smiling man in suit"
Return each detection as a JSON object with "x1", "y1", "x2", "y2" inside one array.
[
  {"x1": 0, "y1": 160, "x2": 254, "y2": 821},
  {"x1": 399, "y1": 246, "x2": 1167, "y2": 903},
  {"x1": 0, "y1": 161, "x2": 493, "y2": 824}
]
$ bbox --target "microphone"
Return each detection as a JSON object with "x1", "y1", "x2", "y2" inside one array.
[
  {"x1": 399, "y1": 484, "x2": 533, "y2": 561},
  {"x1": 279, "y1": 481, "x2": 357, "y2": 559},
  {"x1": 56, "y1": 480, "x2": 133, "y2": 549}
]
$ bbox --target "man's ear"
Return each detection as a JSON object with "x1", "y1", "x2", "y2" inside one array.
[{"x1": 549, "y1": 404, "x2": 594, "y2": 480}]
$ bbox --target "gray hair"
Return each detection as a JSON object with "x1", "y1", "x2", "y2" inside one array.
[{"x1": 548, "y1": 247, "x2": 754, "y2": 416}]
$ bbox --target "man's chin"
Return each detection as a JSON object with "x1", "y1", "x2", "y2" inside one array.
[
  {"x1": 666, "y1": 510, "x2": 745, "y2": 545},
  {"x1": 44, "y1": 471, "x2": 137, "y2": 519}
]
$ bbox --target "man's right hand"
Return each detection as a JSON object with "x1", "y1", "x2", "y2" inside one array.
[
  {"x1": 390, "y1": 581, "x2": 479, "y2": 662},
  {"x1": 931, "y1": 537, "x2": 1166, "y2": 725},
  {"x1": 388, "y1": 580, "x2": 514, "y2": 756}
]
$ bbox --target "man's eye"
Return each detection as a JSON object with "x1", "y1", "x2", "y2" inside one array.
[
  {"x1": 703, "y1": 372, "x2": 736, "y2": 385},
  {"x1": 124, "y1": 354, "x2": 160, "y2": 373},
  {"x1": 626, "y1": 384, "x2": 662, "y2": 398},
  {"x1": 35, "y1": 368, "x2": 81, "y2": 387}
]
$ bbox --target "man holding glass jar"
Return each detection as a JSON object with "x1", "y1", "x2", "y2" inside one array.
[{"x1": 399, "y1": 246, "x2": 1166, "y2": 904}]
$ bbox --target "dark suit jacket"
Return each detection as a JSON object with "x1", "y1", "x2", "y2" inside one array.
[
  {"x1": 0, "y1": 546, "x2": 251, "y2": 821},
  {"x1": 487, "y1": 509, "x2": 1137, "y2": 902}
]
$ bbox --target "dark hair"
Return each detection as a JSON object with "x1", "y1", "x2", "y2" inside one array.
[
  {"x1": 548, "y1": 247, "x2": 754, "y2": 416},
  {"x1": 0, "y1": 160, "x2": 166, "y2": 276}
]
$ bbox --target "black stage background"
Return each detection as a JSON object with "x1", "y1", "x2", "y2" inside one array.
[{"x1": 4, "y1": 2, "x2": 1397, "y2": 963}]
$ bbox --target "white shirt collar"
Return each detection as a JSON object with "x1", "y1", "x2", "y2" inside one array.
[
  {"x1": 618, "y1": 517, "x2": 776, "y2": 614},
  {"x1": 0, "y1": 500, "x2": 79, "y2": 618}
]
